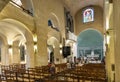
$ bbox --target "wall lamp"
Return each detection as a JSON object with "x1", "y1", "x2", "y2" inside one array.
[
  {"x1": 59, "y1": 44, "x2": 63, "y2": 54},
  {"x1": 8, "y1": 45, "x2": 12, "y2": 49},
  {"x1": 34, "y1": 41, "x2": 37, "y2": 54},
  {"x1": 8, "y1": 44, "x2": 13, "y2": 54},
  {"x1": 34, "y1": 41, "x2": 37, "y2": 45},
  {"x1": 33, "y1": 33, "x2": 37, "y2": 42},
  {"x1": 105, "y1": 29, "x2": 113, "y2": 44},
  {"x1": 33, "y1": 33, "x2": 37, "y2": 54},
  {"x1": 34, "y1": 41, "x2": 37, "y2": 49}
]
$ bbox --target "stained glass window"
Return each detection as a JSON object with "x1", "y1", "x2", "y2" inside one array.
[{"x1": 83, "y1": 8, "x2": 94, "y2": 23}]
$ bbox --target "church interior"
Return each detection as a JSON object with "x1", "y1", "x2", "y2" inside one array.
[{"x1": 0, "y1": 0, "x2": 120, "y2": 82}]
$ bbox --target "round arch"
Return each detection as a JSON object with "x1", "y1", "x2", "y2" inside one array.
[
  {"x1": 0, "y1": 18, "x2": 34, "y2": 67},
  {"x1": 0, "y1": 33, "x2": 8, "y2": 65},
  {"x1": 77, "y1": 28, "x2": 104, "y2": 61},
  {"x1": 47, "y1": 37, "x2": 61, "y2": 63},
  {"x1": 48, "y1": 12, "x2": 61, "y2": 31},
  {"x1": 47, "y1": 12, "x2": 63, "y2": 63}
]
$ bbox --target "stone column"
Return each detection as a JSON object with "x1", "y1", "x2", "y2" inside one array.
[
  {"x1": 113, "y1": 0, "x2": 120, "y2": 81},
  {"x1": 8, "y1": 44, "x2": 13, "y2": 65},
  {"x1": 109, "y1": 30, "x2": 115, "y2": 82},
  {"x1": 5, "y1": 45, "x2": 13, "y2": 65},
  {"x1": 106, "y1": 4, "x2": 115, "y2": 81},
  {"x1": 1, "y1": 45, "x2": 9, "y2": 65},
  {"x1": 36, "y1": 37, "x2": 48, "y2": 66},
  {"x1": 26, "y1": 41, "x2": 35, "y2": 68},
  {"x1": 106, "y1": 46, "x2": 111, "y2": 81},
  {"x1": 54, "y1": 43, "x2": 62, "y2": 64},
  {"x1": 12, "y1": 41, "x2": 20, "y2": 64}
]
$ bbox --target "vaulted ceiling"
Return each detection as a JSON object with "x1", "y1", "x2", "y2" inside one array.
[
  {"x1": 0, "y1": 0, "x2": 105, "y2": 44},
  {"x1": 62, "y1": 0, "x2": 104, "y2": 15}
]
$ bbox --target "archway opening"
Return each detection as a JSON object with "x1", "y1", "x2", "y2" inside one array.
[
  {"x1": 47, "y1": 45, "x2": 54, "y2": 63},
  {"x1": 0, "y1": 18, "x2": 33, "y2": 67},
  {"x1": 77, "y1": 29, "x2": 103, "y2": 63}
]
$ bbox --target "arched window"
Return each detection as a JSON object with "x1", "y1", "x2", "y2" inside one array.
[
  {"x1": 48, "y1": 19, "x2": 59, "y2": 31},
  {"x1": 48, "y1": 20, "x2": 53, "y2": 27},
  {"x1": 83, "y1": 8, "x2": 94, "y2": 23}
]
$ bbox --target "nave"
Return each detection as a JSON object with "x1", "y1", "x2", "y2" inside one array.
[
  {"x1": 0, "y1": 63, "x2": 107, "y2": 82},
  {"x1": 0, "y1": 0, "x2": 120, "y2": 81}
]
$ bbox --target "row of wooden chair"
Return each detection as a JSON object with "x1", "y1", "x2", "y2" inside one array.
[
  {"x1": 49, "y1": 63, "x2": 107, "y2": 82},
  {"x1": 0, "y1": 63, "x2": 107, "y2": 82},
  {"x1": 0, "y1": 64, "x2": 68, "y2": 82}
]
